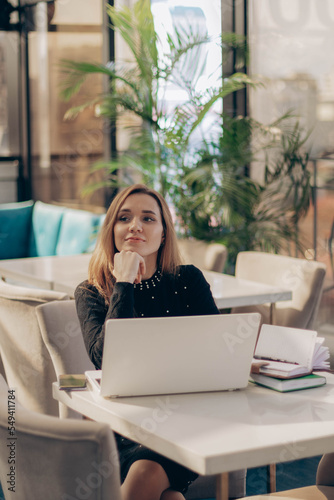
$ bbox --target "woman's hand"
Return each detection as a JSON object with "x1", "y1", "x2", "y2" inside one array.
[{"x1": 113, "y1": 250, "x2": 146, "y2": 284}]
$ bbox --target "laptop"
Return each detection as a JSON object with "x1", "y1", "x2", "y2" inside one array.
[{"x1": 86, "y1": 312, "x2": 261, "y2": 398}]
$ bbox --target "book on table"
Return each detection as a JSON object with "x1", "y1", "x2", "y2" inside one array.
[
  {"x1": 251, "y1": 324, "x2": 330, "y2": 379},
  {"x1": 250, "y1": 373, "x2": 327, "y2": 392}
]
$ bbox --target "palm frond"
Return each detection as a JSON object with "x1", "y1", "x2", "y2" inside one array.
[
  {"x1": 106, "y1": 0, "x2": 157, "y2": 88},
  {"x1": 59, "y1": 60, "x2": 115, "y2": 101},
  {"x1": 220, "y1": 31, "x2": 249, "y2": 67},
  {"x1": 184, "y1": 73, "x2": 256, "y2": 139},
  {"x1": 63, "y1": 97, "x2": 102, "y2": 120},
  {"x1": 163, "y1": 25, "x2": 210, "y2": 85}
]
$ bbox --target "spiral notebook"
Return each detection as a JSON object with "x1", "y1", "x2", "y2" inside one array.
[{"x1": 87, "y1": 312, "x2": 261, "y2": 398}]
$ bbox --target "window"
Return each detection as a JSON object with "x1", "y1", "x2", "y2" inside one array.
[{"x1": 151, "y1": 0, "x2": 222, "y2": 144}]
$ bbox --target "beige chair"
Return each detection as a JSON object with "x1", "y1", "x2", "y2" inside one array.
[
  {"x1": 177, "y1": 238, "x2": 228, "y2": 273},
  {"x1": 0, "y1": 375, "x2": 122, "y2": 500},
  {"x1": 0, "y1": 354, "x2": 6, "y2": 381},
  {"x1": 239, "y1": 453, "x2": 334, "y2": 499},
  {"x1": 326, "y1": 218, "x2": 334, "y2": 291},
  {"x1": 0, "y1": 280, "x2": 69, "y2": 416},
  {"x1": 36, "y1": 299, "x2": 95, "y2": 418},
  {"x1": 232, "y1": 251, "x2": 327, "y2": 329}
]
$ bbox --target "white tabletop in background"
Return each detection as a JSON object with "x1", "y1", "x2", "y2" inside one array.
[
  {"x1": 53, "y1": 373, "x2": 334, "y2": 476},
  {"x1": 202, "y1": 270, "x2": 291, "y2": 308},
  {"x1": 0, "y1": 254, "x2": 91, "y2": 293},
  {"x1": 0, "y1": 254, "x2": 292, "y2": 308}
]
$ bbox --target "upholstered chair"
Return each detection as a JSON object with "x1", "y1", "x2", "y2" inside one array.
[
  {"x1": 0, "y1": 280, "x2": 69, "y2": 416},
  {"x1": 36, "y1": 299, "x2": 95, "y2": 418},
  {"x1": 0, "y1": 375, "x2": 122, "y2": 500},
  {"x1": 232, "y1": 251, "x2": 327, "y2": 329},
  {"x1": 177, "y1": 238, "x2": 228, "y2": 273},
  {"x1": 0, "y1": 354, "x2": 6, "y2": 381}
]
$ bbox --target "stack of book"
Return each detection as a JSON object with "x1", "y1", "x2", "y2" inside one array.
[{"x1": 250, "y1": 324, "x2": 330, "y2": 392}]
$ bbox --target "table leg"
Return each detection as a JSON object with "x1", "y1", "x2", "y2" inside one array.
[
  {"x1": 269, "y1": 303, "x2": 276, "y2": 325},
  {"x1": 216, "y1": 472, "x2": 229, "y2": 500},
  {"x1": 267, "y1": 463, "x2": 276, "y2": 492},
  {"x1": 267, "y1": 305, "x2": 277, "y2": 493}
]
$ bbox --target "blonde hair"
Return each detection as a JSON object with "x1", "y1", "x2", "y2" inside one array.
[{"x1": 88, "y1": 184, "x2": 182, "y2": 303}]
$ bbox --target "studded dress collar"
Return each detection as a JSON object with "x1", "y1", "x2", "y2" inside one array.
[{"x1": 133, "y1": 269, "x2": 162, "y2": 291}]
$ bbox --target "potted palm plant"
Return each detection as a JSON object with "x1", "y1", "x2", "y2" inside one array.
[
  {"x1": 175, "y1": 115, "x2": 311, "y2": 270},
  {"x1": 60, "y1": 0, "x2": 312, "y2": 271}
]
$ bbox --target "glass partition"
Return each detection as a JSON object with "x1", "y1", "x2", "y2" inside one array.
[
  {"x1": 249, "y1": 0, "x2": 334, "y2": 157},
  {"x1": 0, "y1": 0, "x2": 107, "y2": 206},
  {"x1": 248, "y1": 0, "x2": 334, "y2": 326},
  {"x1": 0, "y1": 31, "x2": 22, "y2": 203},
  {"x1": 27, "y1": 0, "x2": 106, "y2": 207}
]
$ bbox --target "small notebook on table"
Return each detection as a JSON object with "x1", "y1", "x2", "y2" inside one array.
[{"x1": 251, "y1": 324, "x2": 330, "y2": 379}]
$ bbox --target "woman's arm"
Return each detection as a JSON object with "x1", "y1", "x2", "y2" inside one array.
[{"x1": 75, "y1": 281, "x2": 135, "y2": 369}]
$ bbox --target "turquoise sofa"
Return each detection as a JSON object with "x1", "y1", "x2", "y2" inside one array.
[{"x1": 0, "y1": 200, "x2": 106, "y2": 260}]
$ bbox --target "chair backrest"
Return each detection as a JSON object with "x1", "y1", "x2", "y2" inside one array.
[
  {"x1": 232, "y1": 251, "x2": 327, "y2": 329},
  {"x1": 316, "y1": 453, "x2": 334, "y2": 487},
  {"x1": 36, "y1": 299, "x2": 95, "y2": 417},
  {"x1": 0, "y1": 375, "x2": 122, "y2": 500},
  {"x1": 0, "y1": 280, "x2": 69, "y2": 416},
  {"x1": 0, "y1": 353, "x2": 6, "y2": 381},
  {"x1": 177, "y1": 238, "x2": 228, "y2": 273},
  {"x1": 329, "y1": 218, "x2": 334, "y2": 283}
]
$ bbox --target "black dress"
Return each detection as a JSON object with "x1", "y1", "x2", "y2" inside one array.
[{"x1": 75, "y1": 264, "x2": 219, "y2": 493}]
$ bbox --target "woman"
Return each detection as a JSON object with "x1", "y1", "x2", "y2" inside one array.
[{"x1": 75, "y1": 184, "x2": 219, "y2": 500}]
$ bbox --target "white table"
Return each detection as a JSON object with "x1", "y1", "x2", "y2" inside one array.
[
  {"x1": 53, "y1": 373, "x2": 334, "y2": 500},
  {"x1": 0, "y1": 254, "x2": 292, "y2": 309},
  {"x1": 0, "y1": 254, "x2": 91, "y2": 293}
]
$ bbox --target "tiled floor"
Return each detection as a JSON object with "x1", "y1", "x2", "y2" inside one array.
[{"x1": 246, "y1": 456, "x2": 322, "y2": 496}]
